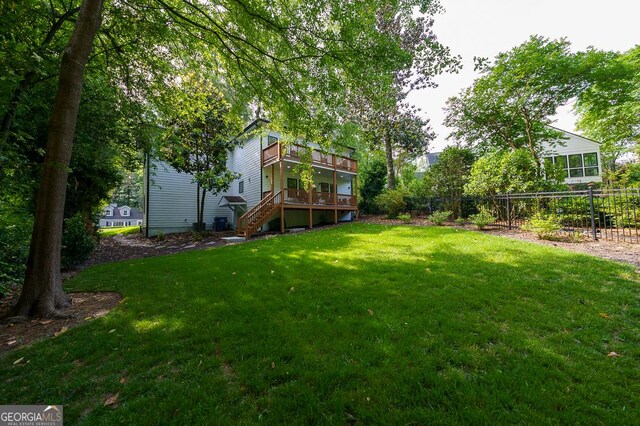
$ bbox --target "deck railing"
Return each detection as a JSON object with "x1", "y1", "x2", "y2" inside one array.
[
  {"x1": 262, "y1": 143, "x2": 280, "y2": 164},
  {"x1": 281, "y1": 189, "x2": 355, "y2": 207},
  {"x1": 262, "y1": 142, "x2": 357, "y2": 173},
  {"x1": 337, "y1": 194, "x2": 357, "y2": 207},
  {"x1": 284, "y1": 188, "x2": 309, "y2": 204},
  {"x1": 312, "y1": 191, "x2": 336, "y2": 206},
  {"x1": 237, "y1": 190, "x2": 281, "y2": 237}
]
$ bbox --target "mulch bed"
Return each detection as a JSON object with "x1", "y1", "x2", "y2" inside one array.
[
  {"x1": 84, "y1": 229, "x2": 239, "y2": 267},
  {"x1": 0, "y1": 291, "x2": 122, "y2": 355}
]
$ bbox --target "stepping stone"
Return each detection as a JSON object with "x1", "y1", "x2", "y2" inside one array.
[
  {"x1": 221, "y1": 236, "x2": 246, "y2": 243},
  {"x1": 183, "y1": 244, "x2": 197, "y2": 248},
  {"x1": 205, "y1": 242, "x2": 217, "y2": 245},
  {"x1": 288, "y1": 228, "x2": 306, "y2": 233}
]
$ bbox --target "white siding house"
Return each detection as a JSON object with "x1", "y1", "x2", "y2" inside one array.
[
  {"x1": 99, "y1": 204, "x2": 143, "y2": 227},
  {"x1": 541, "y1": 128, "x2": 602, "y2": 185},
  {"x1": 144, "y1": 119, "x2": 358, "y2": 237},
  {"x1": 417, "y1": 128, "x2": 602, "y2": 186}
]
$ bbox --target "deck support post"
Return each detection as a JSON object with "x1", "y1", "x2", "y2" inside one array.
[
  {"x1": 354, "y1": 175, "x2": 359, "y2": 219},
  {"x1": 280, "y1": 162, "x2": 284, "y2": 233},
  {"x1": 333, "y1": 170, "x2": 338, "y2": 223},
  {"x1": 270, "y1": 164, "x2": 274, "y2": 194},
  {"x1": 308, "y1": 184, "x2": 313, "y2": 229}
]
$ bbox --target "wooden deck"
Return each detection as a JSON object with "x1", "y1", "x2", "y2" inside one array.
[{"x1": 262, "y1": 142, "x2": 358, "y2": 173}]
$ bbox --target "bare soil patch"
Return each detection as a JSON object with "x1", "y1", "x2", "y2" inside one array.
[
  {"x1": 0, "y1": 291, "x2": 122, "y2": 354},
  {"x1": 359, "y1": 215, "x2": 640, "y2": 267}
]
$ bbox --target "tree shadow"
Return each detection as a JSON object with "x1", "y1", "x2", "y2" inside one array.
[{"x1": 1, "y1": 224, "x2": 638, "y2": 424}]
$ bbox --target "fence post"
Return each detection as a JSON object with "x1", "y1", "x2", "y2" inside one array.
[
  {"x1": 588, "y1": 184, "x2": 597, "y2": 241},
  {"x1": 506, "y1": 194, "x2": 512, "y2": 230}
]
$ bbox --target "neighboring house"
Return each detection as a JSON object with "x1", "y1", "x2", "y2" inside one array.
[
  {"x1": 424, "y1": 152, "x2": 441, "y2": 168},
  {"x1": 415, "y1": 152, "x2": 440, "y2": 179},
  {"x1": 143, "y1": 118, "x2": 358, "y2": 238},
  {"x1": 100, "y1": 204, "x2": 143, "y2": 227},
  {"x1": 541, "y1": 127, "x2": 602, "y2": 185},
  {"x1": 418, "y1": 128, "x2": 602, "y2": 185}
]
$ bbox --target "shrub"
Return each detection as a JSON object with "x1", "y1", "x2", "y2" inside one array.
[
  {"x1": 0, "y1": 217, "x2": 32, "y2": 296},
  {"x1": 427, "y1": 210, "x2": 451, "y2": 226},
  {"x1": 465, "y1": 149, "x2": 566, "y2": 197},
  {"x1": 374, "y1": 189, "x2": 407, "y2": 218},
  {"x1": 469, "y1": 207, "x2": 496, "y2": 230},
  {"x1": 61, "y1": 213, "x2": 97, "y2": 270},
  {"x1": 397, "y1": 213, "x2": 412, "y2": 223},
  {"x1": 455, "y1": 218, "x2": 465, "y2": 226},
  {"x1": 522, "y1": 212, "x2": 562, "y2": 240},
  {"x1": 358, "y1": 157, "x2": 387, "y2": 214}
]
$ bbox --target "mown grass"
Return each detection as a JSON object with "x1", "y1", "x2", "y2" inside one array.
[
  {"x1": 1, "y1": 224, "x2": 638, "y2": 424},
  {"x1": 98, "y1": 226, "x2": 140, "y2": 237}
]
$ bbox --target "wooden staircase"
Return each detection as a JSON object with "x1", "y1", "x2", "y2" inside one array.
[{"x1": 236, "y1": 191, "x2": 282, "y2": 239}]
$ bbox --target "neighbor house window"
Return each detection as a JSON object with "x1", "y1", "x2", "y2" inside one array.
[
  {"x1": 555, "y1": 155, "x2": 568, "y2": 178},
  {"x1": 584, "y1": 152, "x2": 599, "y2": 176},
  {"x1": 239, "y1": 180, "x2": 244, "y2": 194},
  {"x1": 569, "y1": 154, "x2": 584, "y2": 177},
  {"x1": 122, "y1": 209, "x2": 129, "y2": 216},
  {"x1": 545, "y1": 153, "x2": 599, "y2": 179}
]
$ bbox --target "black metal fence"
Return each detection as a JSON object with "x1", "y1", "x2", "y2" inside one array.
[{"x1": 408, "y1": 187, "x2": 640, "y2": 243}]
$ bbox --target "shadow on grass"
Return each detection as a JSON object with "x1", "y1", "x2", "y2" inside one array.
[{"x1": 1, "y1": 223, "x2": 638, "y2": 424}]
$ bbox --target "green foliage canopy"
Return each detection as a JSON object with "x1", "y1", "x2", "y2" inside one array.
[
  {"x1": 575, "y1": 45, "x2": 640, "y2": 171},
  {"x1": 445, "y1": 36, "x2": 586, "y2": 167},
  {"x1": 160, "y1": 77, "x2": 243, "y2": 227}
]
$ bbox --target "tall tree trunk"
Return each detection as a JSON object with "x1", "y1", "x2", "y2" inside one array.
[
  {"x1": 521, "y1": 110, "x2": 541, "y2": 176},
  {"x1": 11, "y1": 0, "x2": 104, "y2": 318},
  {"x1": 384, "y1": 133, "x2": 396, "y2": 190}
]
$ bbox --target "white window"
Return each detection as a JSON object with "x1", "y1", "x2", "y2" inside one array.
[
  {"x1": 544, "y1": 152, "x2": 599, "y2": 179},
  {"x1": 239, "y1": 180, "x2": 244, "y2": 194},
  {"x1": 105, "y1": 209, "x2": 113, "y2": 217},
  {"x1": 122, "y1": 209, "x2": 129, "y2": 217}
]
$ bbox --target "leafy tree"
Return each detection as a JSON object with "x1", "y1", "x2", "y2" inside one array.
[
  {"x1": 112, "y1": 170, "x2": 144, "y2": 210},
  {"x1": 160, "y1": 79, "x2": 243, "y2": 231},
  {"x1": 575, "y1": 45, "x2": 640, "y2": 172},
  {"x1": 427, "y1": 146, "x2": 475, "y2": 217},
  {"x1": 8, "y1": 0, "x2": 454, "y2": 317},
  {"x1": 358, "y1": 155, "x2": 388, "y2": 214},
  {"x1": 465, "y1": 149, "x2": 564, "y2": 197},
  {"x1": 353, "y1": 2, "x2": 461, "y2": 189},
  {"x1": 445, "y1": 36, "x2": 586, "y2": 171}
]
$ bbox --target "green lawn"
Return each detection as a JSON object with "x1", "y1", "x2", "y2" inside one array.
[
  {"x1": 98, "y1": 225, "x2": 140, "y2": 237},
  {"x1": 1, "y1": 224, "x2": 638, "y2": 424}
]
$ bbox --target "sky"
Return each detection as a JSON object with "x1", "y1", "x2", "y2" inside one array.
[{"x1": 408, "y1": 0, "x2": 640, "y2": 152}]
